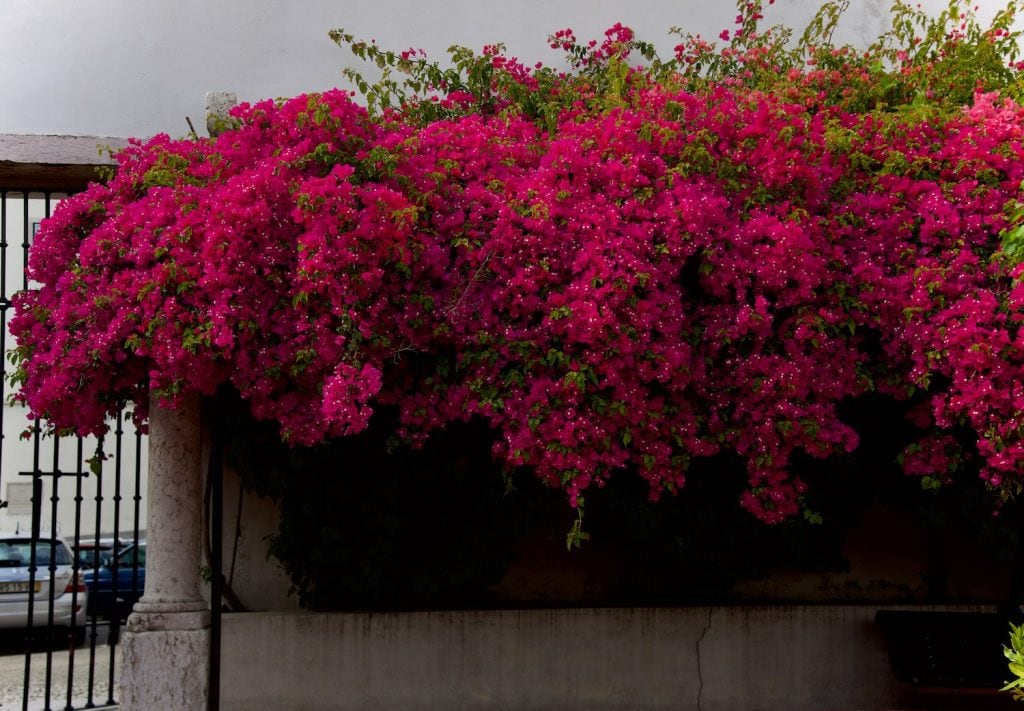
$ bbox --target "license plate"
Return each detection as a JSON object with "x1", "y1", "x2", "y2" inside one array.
[{"x1": 0, "y1": 581, "x2": 40, "y2": 594}]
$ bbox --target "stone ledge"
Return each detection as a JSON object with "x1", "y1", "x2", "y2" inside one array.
[
  {"x1": 0, "y1": 134, "x2": 130, "y2": 191},
  {"x1": 0, "y1": 134, "x2": 129, "y2": 164}
]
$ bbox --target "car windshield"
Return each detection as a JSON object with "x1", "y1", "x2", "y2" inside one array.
[
  {"x1": 0, "y1": 540, "x2": 72, "y2": 567},
  {"x1": 117, "y1": 545, "x2": 145, "y2": 567},
  {"x1": 75, "y1": 547, "x2": 114, "y2": 568}
]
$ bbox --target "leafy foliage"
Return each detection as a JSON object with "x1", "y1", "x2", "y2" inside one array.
[
  {"x1": 11, "y1": 0, "x2": 1024, "y2": 542},
  {"x1": 1005, "y1": 620, "x2": 1024, "y2": 700}
]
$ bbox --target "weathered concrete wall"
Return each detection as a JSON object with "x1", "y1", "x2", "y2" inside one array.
[{"x1": 220, "y1": 605, "x2": 991, "y2": 711}]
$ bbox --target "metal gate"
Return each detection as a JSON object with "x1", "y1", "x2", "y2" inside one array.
[{"x1": 0, "y1": 189, "x2": 148, "y2": 711}]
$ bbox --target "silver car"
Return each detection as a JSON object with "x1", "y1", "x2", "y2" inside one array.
[{"x1": 0, "y1": 536, "x2": 88, "y2": 636}]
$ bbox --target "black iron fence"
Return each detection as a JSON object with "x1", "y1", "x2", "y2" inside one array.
[{"x1": 0, "y1": 189, "x2": 147, "y2": 711}]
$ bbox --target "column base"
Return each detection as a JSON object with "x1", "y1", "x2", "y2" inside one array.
[
  {"x1": 121, "y1": 626, "x2": 210, "y2": 711},
  {"x1": 129, "y1": 598, "x2": 210, "y2": 632}
]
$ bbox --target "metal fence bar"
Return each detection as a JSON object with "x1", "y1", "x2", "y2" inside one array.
[
  {"x1": 23, "y1": 477, "x2": 40, "y2": 711},
  {"x1": 42, "y1": 192, "x2": 57, "y2": 711},
  {"x1": 0, "y1": 190, "x2": 8, "y2": 522},
  {"x1": 21, "y1": 191, "x2": 42, "y2": 711},
  {"x1": 66, "y1": 436, "x2": 86, "y2": 711},
  {"x1": 129, "y1": 426, "x2": 143, "y2": 614},
  {"x1": 104, "y1": 414, "x2": 123, "y2": 708},
  {"x1": 85, "y1": 437, "x2": 104, "y2": 709},
  {"x1": 208, "y1": 404, "x2": 224, "y2": 711},
  {"x1": 43, "y1": 435, "x2": 60, "y2": 711}
]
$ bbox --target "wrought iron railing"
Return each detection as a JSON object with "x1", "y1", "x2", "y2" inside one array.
[{"x1": 0, "y1": 189, "x2": 147, "y2": 711}]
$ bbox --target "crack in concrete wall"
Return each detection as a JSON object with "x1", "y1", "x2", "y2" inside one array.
[{"x1": 695, "y1": 607, "x2": 713, "y2": 711}]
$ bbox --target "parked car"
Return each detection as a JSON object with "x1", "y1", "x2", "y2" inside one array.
[
  {"x1": 0, "y1": 536, "x2": 88, "y2": 640},
  {"x1": 84, "y1": 542, "x2": 145, "y2": 620},
  {"x1": 71, "y1": 537, "x2": 130, "y2": 569}
]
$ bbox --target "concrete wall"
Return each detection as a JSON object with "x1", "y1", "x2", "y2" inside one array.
[
  {"x1": 220, "y1": 605, "x2": 994, "y2": 711},
  {"x1": 0, "y1": 0, "x2": 1005, "y2": 139}
]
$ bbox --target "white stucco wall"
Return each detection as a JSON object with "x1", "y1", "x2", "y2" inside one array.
[{"x1": 0, "y1": 0, "x2": 1004, "y2": 139}]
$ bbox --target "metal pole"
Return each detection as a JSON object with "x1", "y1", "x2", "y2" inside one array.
[{"x1": 208, "y1": 398, "x2": 223, "y2": 711}]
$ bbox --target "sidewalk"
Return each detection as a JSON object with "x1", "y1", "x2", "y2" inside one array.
[{"x1": 0, "y1": 640, "x2": 119, "y2": 710}]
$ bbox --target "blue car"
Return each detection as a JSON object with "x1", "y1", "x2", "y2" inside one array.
[{"x1": 84, "y1": 543, "x2": 145, "y2": 620}]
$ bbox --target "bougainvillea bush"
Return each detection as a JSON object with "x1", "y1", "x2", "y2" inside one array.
[{"x1": 12, "y1": 0, "x2": 1024, "y2": 535}]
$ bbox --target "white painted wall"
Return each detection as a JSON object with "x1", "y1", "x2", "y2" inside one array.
[{"x1": 0, "y1": 0, "x2": 1000, "y2": 139}]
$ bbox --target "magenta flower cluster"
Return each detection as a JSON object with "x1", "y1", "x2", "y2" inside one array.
[{"x1": 12, "y1": 56, "x2": 1024, "y2": 522}]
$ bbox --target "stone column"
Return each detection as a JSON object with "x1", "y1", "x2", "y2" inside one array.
[{"x1": 121, "y1": 392, "x2": 210, "y2": 710}]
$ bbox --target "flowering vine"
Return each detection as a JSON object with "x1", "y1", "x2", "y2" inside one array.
[{"x1": 11, "y1": 0, "x2": 1024, "y2": 531}]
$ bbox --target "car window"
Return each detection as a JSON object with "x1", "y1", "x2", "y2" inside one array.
[
  {"x1": 0, "y1": 542, "x2": 23, "y2": 567},
  {"x1": 75, "y1": 546, "x2": 113, "y2": 567},
  {"x1": 0, "y1": 540, "x2": 72, "y2": 567},
  {"x1": 118, "y1": 545, "x2": 145, "y2": 567}
]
